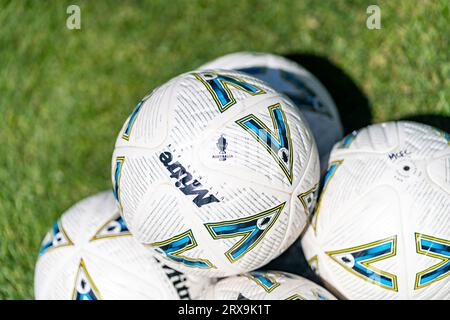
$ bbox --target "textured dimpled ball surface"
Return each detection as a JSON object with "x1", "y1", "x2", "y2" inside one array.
[{"x1": 112, "y1": 70, "x2": 320, "y2": 277}]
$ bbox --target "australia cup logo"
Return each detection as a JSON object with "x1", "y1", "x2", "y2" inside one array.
[
  {"x1": 217, "y1": 135, "x2": 227, "y2": 161},
  {"x1": 213, "y1": 135, "x2": 233, "y2": 161}
]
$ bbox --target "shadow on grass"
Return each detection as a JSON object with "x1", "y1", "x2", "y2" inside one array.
[{"x1": 284, "y1": 53, "x2": 373, "y2": 134}]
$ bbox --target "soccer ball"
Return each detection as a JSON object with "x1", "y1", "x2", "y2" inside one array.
[
  {"x1": 199, "y1": 51, "x2": 343, "y2": 177},
  {"x1": 302, "y1": 121, "x2": 450, "y2": 299},
  {"x1": 112, "y1": 69, "x2": 320, "y2": 277},
  {"x1": 204, "y1": 271, "x2": 336, "y2": 300},
  {"x1": 34, "y1": 191, "x2": 210, "y2": 300}
]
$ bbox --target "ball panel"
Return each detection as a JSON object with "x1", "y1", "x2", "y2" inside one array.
[
  {"x1": 34, "y1": 191, "x2": 211, "y2": 299},
  {"x1": 205, "y1": 271, "x2": 336, "y2": 300},
  {"x1": 302, "y1": 121, "x2": 450, "y2": 299},
  {"x1": 115, "y1": 81, "x2": 173, "y2": 148},
  {"x1": 112, "y1": 70, "x2": 320, "y2": 276}
]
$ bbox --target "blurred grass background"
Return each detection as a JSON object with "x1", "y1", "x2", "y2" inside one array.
[{"x1": 0, "y1": 0, "x2": 448, "y2": 299}]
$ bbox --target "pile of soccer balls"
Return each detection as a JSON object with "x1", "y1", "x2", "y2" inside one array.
[{"x1": 34, "y1": 52, "x2": 450, "y2": 300}]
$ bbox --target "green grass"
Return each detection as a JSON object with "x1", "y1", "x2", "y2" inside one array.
[{"x1": 0, "y1": 0, "x2": 448, "y2": 299}]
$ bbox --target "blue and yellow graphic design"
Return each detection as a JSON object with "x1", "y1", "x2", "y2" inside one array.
[
  {"x1": 443, "y1": 131, "x2": 450, "y2": 145},
  {"x1": 297, "y1": 184, "x2": 319, "y2": 223},
  {"x1": 113, "y1": 156, "x2": 125, "y2": 210},
  {"x1": 312, "y1": 160, "x2": 343, "y2": 232},
  {"x1": 194, "y1": 71, "x2": 266, "y2": 113},
  {"x1": 285, "y1": 294, "x2": 306, "y2": 300},
  {"x1": 279, "y1": 70, "x2": 329, "y2": 116},
  {"x1": 122, "y1": 100, "x2": 144, "y2": 141},
  {"x1": 90, "y1": 214, "x2": 131, "y2": 241},
  {"x1": 414, "y1": 233, "x2": 450, "y2": 289},
  {"x1": 204, "y1": 203, "x2": 285, "y2": 263},
  {"x1": 243, "y1": 271, "x2": 281, "y2": 293},
  {"x1": 236, "y1": 66, "x2": 332, "y2": 118},
  {"x1": 286, "y1": 290, "x2": 329, "y2": 300},
  {"x1": 39, "y1": 219, "x2": 73, "y2": 256},
  {"x1": 308, "y1": 255, "x2": 319, "y2": 275},
  {"x1": 337, "y1": 131, "x2": 358, "y2": 149},
  {"x1": 72, "y1": 259, "x2": 101, "y2": 300},
  {"x1": 149, "y1": 230, "x2": 215, "y2": 269},
  {"x1": 326, "y1": 236, "x2": 398, "y2": 291},
  {"x1": 312, "y1": 289, "x2": 330, "y2": 300},
  {"x1": 236, "y1": 103, "x2": 294, "y2": 184}
]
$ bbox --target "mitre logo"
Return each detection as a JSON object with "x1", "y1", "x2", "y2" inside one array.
[
  {"x1": 159, "y1": 151, "x2": 220, "y2": 207},
  {"x1": 154, "y1": 257, "x2": 191, "y2": 300}
]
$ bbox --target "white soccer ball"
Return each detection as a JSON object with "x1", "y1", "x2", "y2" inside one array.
[
  {"x1": 112, "y1": 69, "x2": 320, "y2": 277},
  {"x1": 34, "y1": 191, "x2": 210, "y2": 300},
  {"x1": 199, "y1": 51, "x2": 343, "y2": 177},
  {"x1": 204, "y1": 271, "x2": 336, "y2": 300},
  {"x1": 302, "y1": 121, "x2": 450, "y2": 299}
]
